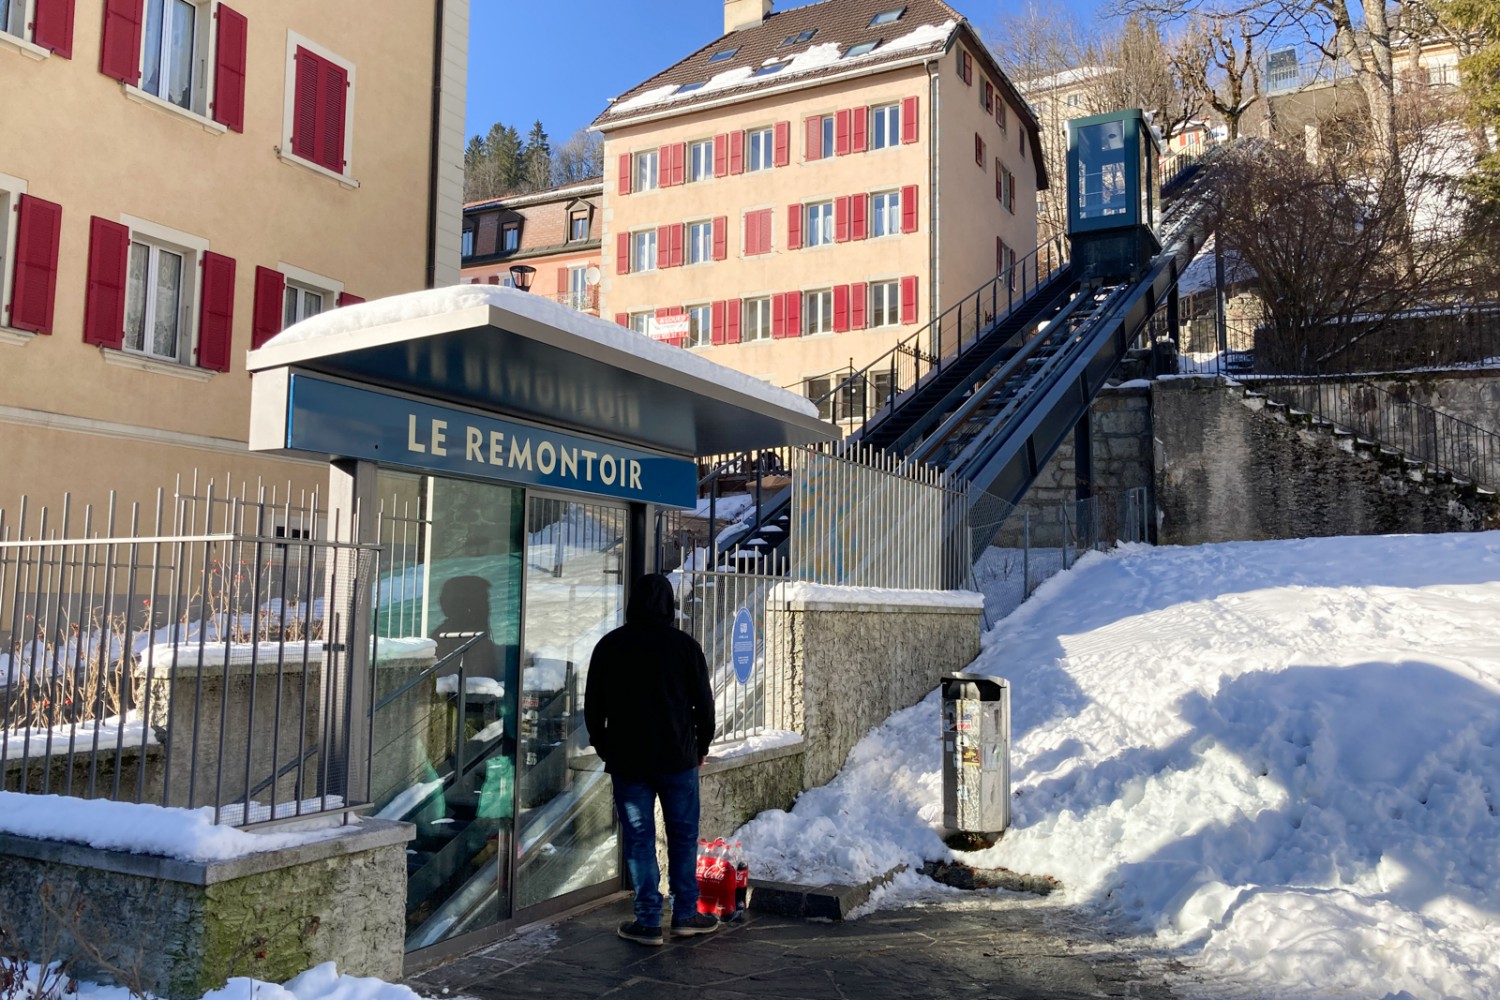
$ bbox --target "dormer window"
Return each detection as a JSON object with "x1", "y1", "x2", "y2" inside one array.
[
  {"x1": 844, "y1": 40, "x2": 880, "y2": 58},
  {"x1": 869, "y1": 7, "x2": 905, "y2": 26},
  {"x1": 781, "y1": 29, "x2": 816, "y2": 46},
  {"x1": 708, "y1": 46, "x2": 739, "y2": 62}
]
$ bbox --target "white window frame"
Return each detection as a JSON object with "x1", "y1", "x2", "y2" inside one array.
[
  {"x1": 632, "y1": 230, "x2": 658, "y2": 272},
  {"x1": 743, "y1": 297, "x2": 772, "y2": 342},
  {"x1": 566, "y1": 265, "x2": 589, "y2": 310},
  {"x1": 689, "y1": 139, "x2": 714, "y2": 182},
  {"x1": 0, "y1": 0, "x2": 49, "y2": 59},
  {"x1": 869, "y1": 279, "x2": 900, "y2": 328},
  {"x1": 634, "y1": 149, "x2": 659, "y2": 192},
  {"x1": 134, "y1": 0, "x2": 211, "y2": 117},
  {"x1": 686, "y1": 303, "x2": 712, "y2": 348},
  {"x1": 871, "y1": 190, "x2": 900, "y2": 238},
  {"x1": 804, "y1": 288, "x2": 833, "y2": 335},
  {"x1": 629, "y1": 312, "x2": 652, "y2": 336},
  {"x1": 279, "y1": 31, "x2": 359, "y2": 188},
  {"x1": 501, "y1": 221, "x2": 520, "y2": 252},
  {"x1": 461, "y1": 229, "x2": 475, "y2": 256},
  {"x1": 687, "y1": 220, "x2": 713, "y2": 265},
  {"x1": 0, "y1": 171, "x2": 27, "y2": 342},
  {"x1": 805, "y1": 201, "x2": 835, "y2": 247},
  {"x1": 278, "y1": 261, "x2": 342, "y2": 329},
  {"x1": 568, "y1": 211, "x2": 589, "y2": 241},
  {"x1": 105, "y1": 215, "x2": 213, "y2": 378},
  {"x1": 746, "y1": 127, "x2": 775, "y2": 171},
  {"x1": 871, "y1": 103, "x2": 900, "y2": 149}
]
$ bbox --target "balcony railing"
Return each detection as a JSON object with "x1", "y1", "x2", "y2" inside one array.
[{"x1": 550, "y1": 287, "x2": 599, "y2": 313}]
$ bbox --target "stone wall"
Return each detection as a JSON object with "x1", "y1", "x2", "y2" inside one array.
[
  {"x1": 0, "y1": 821, "x2": 412, "y2": 1000},
  {"x1": 1152, "y1": 377, "x2": 1500, "y2": 544}
]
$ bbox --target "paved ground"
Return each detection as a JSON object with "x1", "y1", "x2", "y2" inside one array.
[{"x1": 408, "y1": 893, "x2": 1191, "y2": 1000}]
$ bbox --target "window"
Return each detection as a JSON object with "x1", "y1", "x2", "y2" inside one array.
[
  {"x1": 805, "y1": 202, "x2": 835, "y2": 247},
  {"x1": 997, "y1": 98, "x2": 1009, "y2": 134},
  {"x1": 569, "y1": 212, "x2": 589, "y2": 241},
  {"x1": 686, "y1": 304, "x2": 712, "y2": 347},
  {"x1": 282, "y1": 281, "x2": 323, "y2": 327},
  {"x1": 975, "y1": 132, "x2": 985, "y2": 165},
  {"x1": 94, "y1": 216, "x2": 219, "y2": 365},
  {"x1": 813, "y1": 115, "x2": 835, "y2": 158},
  {"x1": 872, "y1": 370, "x2": 896, "y2": 410},
  {"x1": 124, "y1": 239, "x2": 188, "y2": 360},
  {"x1": 0, "y1": 173, "x2": 26, "y2": 330},
  {"x1": 871, "y1": 191, "x2": 900, "y2": 237},
  {"x1": 708, "y1": 46, "x2": 738, "y2": 62},
  {"x1": 633, "y1": 149, "x2": 659, "y2": 191},
  {"x1": 870, "y1": 7, "x2": 905, "y2": 25},
  {"x1": 744, "y1": 208, "x2": 772, "y2": 256},
  {"x1": 746, "y1": 128, "x2": 775, "y2": 170},
  {"x1": 567, "y1": 266, "x2": 589, "y2": 310},
  {"x1": 501, "y1": 222, "x2": 519, "y2": 252},
  {"x1": 958, "y1": 49, "x2": 973, "y2": 85},
  {"x1": 1001, "y1": 166, "x2": 1016, "y2": 213},
  {"x1": 629, "y1": 312, "x2": 652, "y2": 336},
  {"x1": 675, "y1": 82, "x2": 704, "y2": 94},
  {"x1": 805, "y1": 289, "x2": 833, "y2": 334},
  {"x1": 689, "y1": 139, "x2": 714, "y2": 182},
  {"x1": 753, "y1": 62, "x2": 786, "y2": 77},
  {"x1": 981, "y1": 79, "x2": 993, "y2": 113},
  {"x1": 869, "y1": 280, "x2": 900, "y2": 328},
  {"x1": 743, "y1": 297, "x2": 772, "y2": 341},
  {"x1": 805, "y1": 376, "x2": 833, "y2": 420},
  {"x1": 284, "y1": 36, "x2": 355, "y2": 178},
  {"x1": 843, "y1": 40, "x2": 878, "y2": 58},
  {"x1": 782, "y1": 29, "x2": 816, "y2": 45},
  {"x1": 1066, "y1": 92, "x2": 1082, "y2": 108},
  {"x1": 871, "y1": 103, "x2": 900, "y2": 148},
  {"x1": 1, "y1": 0, "x2": 26, "y2": 39},
  {"x1": 632, "y1": 230, "x2": 657, "y2": 272},
  {"x1": 461, "y1": 229, "x2": 475, "y2": 256},
  {"x1": 141, "y1": 0, "x2": 203, "y2": 110},
  {"x1": 687, "y1": 220, "x2": 713, "y2": 264}
]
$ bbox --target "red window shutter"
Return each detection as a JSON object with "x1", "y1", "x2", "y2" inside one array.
[
  {"x1": 726, "y1": 298, "x2": 741, "y2": 344},
  {"x1": 852, "y1": 193, "x2": 868, "y2": 240},
  {"x1": 659, "y1": 148, "x2": 674, "y2": 189},
  {"x1": 657, "y1": 226, "x2": 672, "y2": 267},
  {"x1": 851, "y1": 107, "x2": 868, "y2": 152},
  {"x1": 901, "y1": 184, "x2": 918, "y2": 234},
  {"x1": 729, "y1": 131, "x2": 745, "y2": 174},
  {"x1": 81, "y1": 216, "x2": 129, "y2": 349},
  {"x1": 556, "y1": 267, "x2": 569, "y2": 294},
  {"x1": 618, "y1": 153, "x2": 632, "y2": 195},
  {"x1": 772, "y1": 293, "x2": 786, "y2": 338},
  {"x1": 996, "y1": 159, "x2": 1003, "y2": 200},
  {"x1": 774, "y1": 121, "x2": 790, "y2": 167},
  {"x1": 835, "y1": 109, "x2": 851, "y2": 156},
  {"x1": 787, "y1": 205, "x2": 802, "y2": 250},
  {"x1": 851, "y1": 282, "x2": 867, "y2": 330},
  {"x1": 616, "y1": 232, "x2": 630, "y2": 275},
  {"x1": 673, "y1": 223, "x2": 686, "y2": 267},
  {"x1": 675, "y1": 142, "x2": 688, "y2": 185},
  {"x1": 317, "y1": 55, "x2": 349, "y2": 171},
  {"x1": 251, "y1": 266, "x2": 286, "y2": 349},
  {"x1": 291, "y1": 47, "x2": 319, "y2": 162},
  {"x1": 960, "y1": 50, "x2": 972, "y2": 84},
  {"x1": 785, "y1": 290, "x2": 802, "y2": 337},
  {"x1": 834, "y1": 196, "x2": 850, "y2": 243},
  {"x1": 997, "y1": 236, "x2": 1004, "y2": 273},
  {"x1": 1008, "y1": 172, "x2": 1016, "y2": 213},
  {"x1": 975, "y1": 133, "x2": 984, "y2": 165},
  {"x1": 9, "y1": 195, "x2": 63, "y2": 335},
  {"x1": 487, "y1": 275, "x2": 500, "y2": 284},
  {"x1": 833, "y1": 284, "x2": 850, "y2": 333},
  {"x1": 714, "y1": 133, "x2": 729, "y2": 176},
  {"x1": 983, "y1": 79, "x2": 993, "y2": 110},
  {"x1": 212, "y1": 5, "x2": 248, "y2": 132},
  {"x1": 337, "y1": 291, "x2": 364, "y2": 307},
  {"x1": 900, "y1": 275, "x2": 918, "y2": 324},
  {"x1": 711, "y1": 300, "x2": 727, "y2": 345},
  {"x1": 804, "y1": 117, "x2": 822, "y2": 161},
  {"x1": 99, "y1": 0, "x2": 143, "y2": 83},
  {"x1": 615, "y1": 312, "x2": 629, "y2": 327},
  {"x1": 713, "y1": 216, "x2": 727, "y2": 260},
  {"x1": 196, "y1": 251, "x2": 236, "y2": 372},
  {"x1": 33, "y1": 0, "x2": 75, "y2": 57},
  {"x1": 901, "y1": 96, "x2": 918, "y2": 144}
]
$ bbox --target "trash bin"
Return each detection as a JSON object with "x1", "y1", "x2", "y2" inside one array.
[{"x1": 941, "y1": 673, "x2": 1010, "y2": 835}]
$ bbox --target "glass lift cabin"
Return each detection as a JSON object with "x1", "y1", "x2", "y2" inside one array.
[{"x1": 1066, "y1": 109, "x2": 1162, "y2": 284}]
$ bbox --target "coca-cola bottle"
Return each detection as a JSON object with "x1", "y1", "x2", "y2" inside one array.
[
  {"x1": 695, "y1": 839, "x2": 714, "y2": 915},
  {"x1": 732, "y1": 841, "x2": 749, "y2": 917}
]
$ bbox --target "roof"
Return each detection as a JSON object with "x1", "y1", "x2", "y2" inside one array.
[
  {"x1": 1017, "y1": 65, "x2": 1114, "y2": 96},
  {"x1": 590, "y1": 0, "x2": 1046, "y2": 187},
  {"x1": 246, "y1": 286, "x2": 838, "y2": 460},
  {"x1": 463, "y1": 179, "x2": 604, "y2": 212}
]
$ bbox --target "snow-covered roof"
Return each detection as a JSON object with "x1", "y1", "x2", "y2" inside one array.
[
  {"x1": 1017, "y1": 64, "x2": 1114, "y2": 95},
  {"x1": 464, "y1": 178, "x2": 603, "y2": 212}
]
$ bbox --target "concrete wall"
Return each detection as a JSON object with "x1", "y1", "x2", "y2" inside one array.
[
  {"x1": 0, "y1": 821, "x2": 412, "y2": 1000},
  {"x1": 1272, "y1": 370, "x2": 1500, "y2": 439}
]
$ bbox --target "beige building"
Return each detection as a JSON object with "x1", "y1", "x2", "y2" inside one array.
[
  {"x1": 461, "y1": 179, "x2": 604, "y2": 315},
  {"x1": 592, "y1": 0, "x2": 1045, "y2": 414},
  {"x1": 0, "y1": 0, "x2": 468, "y2": 514}
]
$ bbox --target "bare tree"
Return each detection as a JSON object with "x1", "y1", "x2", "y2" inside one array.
[
  {"x1": 1084, "y1": 15, "x2": 1201, "y2": 140},
  {"x1": 1174, "y1": 14, "x2": 1263, "y2": 139},
  {"x1": 552, "y1": 128, "x2": 605, "y2": 186}
]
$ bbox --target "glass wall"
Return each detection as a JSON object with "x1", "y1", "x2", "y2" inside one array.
[
  {"x1": 1074, "y1": 120, "x2": 1130, "y2": 222},
  {"x1": 515, "y1": 495, "x2": 627, "y2": 911}
]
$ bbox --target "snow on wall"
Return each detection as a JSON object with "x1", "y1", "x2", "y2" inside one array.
[{"x1": 770, "y1": 582, "x2": 985, "y2": 608}]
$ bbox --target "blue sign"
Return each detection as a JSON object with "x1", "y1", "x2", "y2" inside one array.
[
  {"x1": 731, "y1": 607, "x2": 755, "y2": 685},
  {"x1": 285, "y1": 374, "x2": 698, "y2": 508}
]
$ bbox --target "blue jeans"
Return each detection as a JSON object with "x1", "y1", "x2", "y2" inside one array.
[{"x1": 612, "y1": 767, "x2": 700, "y2": 926}]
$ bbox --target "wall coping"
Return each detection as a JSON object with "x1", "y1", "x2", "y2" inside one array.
[
  {"x1": 0, "y1": 818, "x2": 414, "y2": 886},
  {"x1": 702, "y1": 737, "x2": 805, "y2": 776},
  {"x1": 775, "y1": 598, "x2": 984, "y2": 615}
]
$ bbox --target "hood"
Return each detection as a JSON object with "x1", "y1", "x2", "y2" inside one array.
[{"x1": 626, "y1": 573, "x2": 676, "y2": 626}]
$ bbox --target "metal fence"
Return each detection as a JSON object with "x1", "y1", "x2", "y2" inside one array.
[{"x1": 0, "y1": 478, "x2": 378, "y2": 827}]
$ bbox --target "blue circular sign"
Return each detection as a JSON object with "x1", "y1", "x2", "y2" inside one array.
[{"x1": 731, "y1": 607, "x2": 755, "y2": 685}]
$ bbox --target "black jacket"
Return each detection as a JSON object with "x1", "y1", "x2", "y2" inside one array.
[{"x1": 584, "y1": 574, "x2": 715, "y2": 778}]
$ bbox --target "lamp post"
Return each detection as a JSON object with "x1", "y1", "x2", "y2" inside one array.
[{"x1": 509, "y1": 264, "x2": 536, "y2": 292}]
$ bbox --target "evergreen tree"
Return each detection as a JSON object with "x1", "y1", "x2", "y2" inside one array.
[{"x1": 520, "y1": 120, "x2": 553, "y2": 193}]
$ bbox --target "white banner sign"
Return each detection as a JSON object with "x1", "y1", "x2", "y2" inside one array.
[{"x1": 648, "y1": 315, "x2": 690, "y2": 341}]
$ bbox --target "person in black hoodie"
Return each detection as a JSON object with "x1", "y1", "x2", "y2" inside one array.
[{"x1": 585, "y1": 572, "x2": 719, "y2": 946}]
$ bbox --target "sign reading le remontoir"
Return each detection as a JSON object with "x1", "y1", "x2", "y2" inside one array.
[{"x1": 285, "y1": 374, "x2": 697, "y2": 508}]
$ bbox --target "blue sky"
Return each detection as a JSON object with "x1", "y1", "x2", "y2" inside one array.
[{"x1": 465, "y1": 0, "x2": 1105, "y2": 148}]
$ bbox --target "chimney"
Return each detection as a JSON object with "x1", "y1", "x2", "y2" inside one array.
[{"x1": 724, "y1": 0, "x2": 772, "y2": 34}]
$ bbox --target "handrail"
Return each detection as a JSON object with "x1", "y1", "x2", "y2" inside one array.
[{"x1": 372, "y1": 632, "x2": 486, "y2": 714}]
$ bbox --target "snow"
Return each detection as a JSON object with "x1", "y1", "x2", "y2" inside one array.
[
  {"x1": 0, "y1": 792, "x2": 354, "y2": 862},
  {"x1": 434, "y1": 675, "x2": 504, "y2": 697},
  {"x1": 709, "y1": 729, "x2": 803, "y2": 762},
  {"x1": 252, "y1": 284, "x2": 820, "y2": 421},
  {"x1": 769, "y1": 582, "x2": 986, "y2": 608},
  {"x1": 13, "y1": 963, "x2": 423, "y2": 1000},
  {"x1": 607, "y1": 21, "x2": 956, "y2": 115},
  {"x1": 737, "y1": 532, "x2": 1500, "y2": 999}
]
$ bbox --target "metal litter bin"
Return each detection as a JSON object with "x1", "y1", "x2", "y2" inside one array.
[{"x1": 941, "y1": 673, "x2": 1010, "y2": 834}]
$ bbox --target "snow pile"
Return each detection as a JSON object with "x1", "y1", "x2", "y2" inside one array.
[
  {"x1": 13, "y1": 963, "x2": 422, "y2": 1000},
  {"x1": 738, "y1": 532, "x2": 1500, "y2": 999},
  {"x1": 769, "y1": 582, "x2": 985, "y2": 608}
]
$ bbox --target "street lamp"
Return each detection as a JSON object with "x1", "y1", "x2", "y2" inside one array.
[{"x1": 509, "y1": 264, "x2": 536, "y2": 292}]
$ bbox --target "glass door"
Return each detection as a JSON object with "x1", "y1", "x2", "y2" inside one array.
[{"x1": 515, "y1": 494, "x2": 627, "y2": 912}]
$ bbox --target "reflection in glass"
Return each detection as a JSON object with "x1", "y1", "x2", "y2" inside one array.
[
  {"x1": 515, "y1": 496, "x2": 626, "y2": 911},
  {"x1": 1076, "y1": 121, "x2": 1129, "y2": 220},
  {"x1": 167, "y1": 0, "x2": 195, "y2": 108}
]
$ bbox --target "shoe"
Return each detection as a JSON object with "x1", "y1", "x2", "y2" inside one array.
[
  {"x1": 670, "y1": 912, "x2": 720, "y2": 937},
  {"x1": 617, "y1": 921, "x2": 664, "y2": 946}
]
